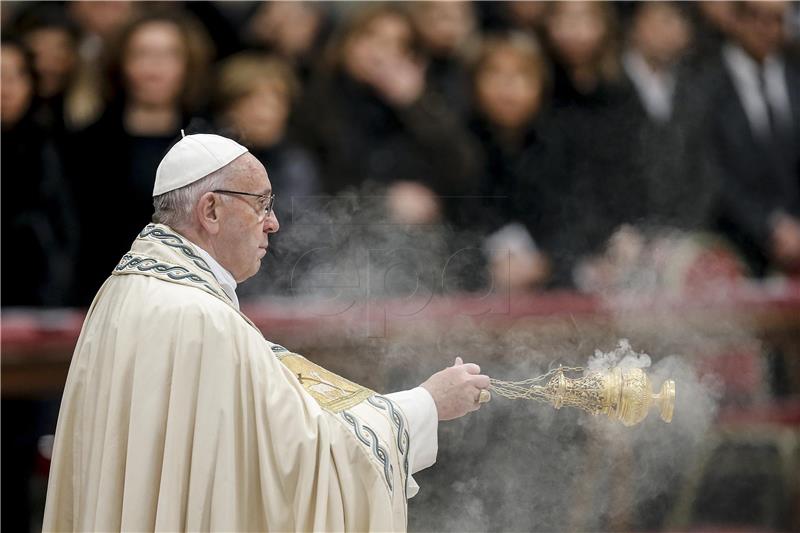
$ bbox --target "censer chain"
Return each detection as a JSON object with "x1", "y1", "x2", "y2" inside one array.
[{"x1": 489, "y1": 366, "x2": 584, "y2": 402}]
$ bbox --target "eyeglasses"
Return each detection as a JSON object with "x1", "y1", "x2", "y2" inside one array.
[{"x1": 213, "y1": 189, "x2": 275, "y2": 220}]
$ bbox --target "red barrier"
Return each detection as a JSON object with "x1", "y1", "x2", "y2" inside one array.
[{"x1": 3, "y1": 281, "x2": 800, "y2": 355}]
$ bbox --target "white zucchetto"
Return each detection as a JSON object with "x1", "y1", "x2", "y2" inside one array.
[{"x1": 153, "y1": 132, "x2": 249, "y2": 196}]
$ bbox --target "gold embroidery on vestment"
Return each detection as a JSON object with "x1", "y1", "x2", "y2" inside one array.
[{"x1": 278, "y1": 353, "x2": 374, "y2": 412}]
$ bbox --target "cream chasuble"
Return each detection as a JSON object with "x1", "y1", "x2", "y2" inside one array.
[{"x1": 43, "y1": 224, "x2": 412, "y2": 532}]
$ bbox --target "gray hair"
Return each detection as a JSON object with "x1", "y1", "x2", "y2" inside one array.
[{"x1": 152, "y1": 164, "x2": 235, "y2": 230}]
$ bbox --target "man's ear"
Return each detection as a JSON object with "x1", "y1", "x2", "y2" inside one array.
[{"x1": 196, "y1": 192, "x2": 221, "y2": 234}]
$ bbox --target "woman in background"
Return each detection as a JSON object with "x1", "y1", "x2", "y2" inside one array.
[
  {"x1": 66, "y1": 10, "x2": 213, "y2": 305},
  {"x1": 408, "y1": 0, "x2": 478, "y2": 117},
  {"x1": 214, "y1": 53, "x2": 319, "y2": 207},
  {"x1": 544, "y1": 0, "x2": 626, "y2": 108},
  {"x1": 298, "y1": 4, "x2": 480, "y2": 226},
  {"x1": 540, "y1": 1, "x2": 649, "y2": 287},
  {"x1": 468, "y1": 33, "x2": 556, "y2": 291},
  {"x1": 1, "y1": 38, "x2": 78, "y2": 306},
  {"x1": 213, "y1": 52, "x2": 321, "y2": 297},
  {"x1": 242, "y1": 1, "x2": 330, "y2": 86},
  {"x1": 11, "y1": 2, "x2": 85, "y2": 167}
]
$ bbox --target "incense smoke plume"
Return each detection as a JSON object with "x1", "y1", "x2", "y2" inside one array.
[{"x1": 243, "y1": 187, "x2": 726, "y2": 532}]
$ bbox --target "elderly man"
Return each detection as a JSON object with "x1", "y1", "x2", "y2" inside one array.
[{"x1": 43, "y1": 134, "x2": 491, "y2": 531}]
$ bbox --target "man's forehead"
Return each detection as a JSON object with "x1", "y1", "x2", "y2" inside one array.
[{"x1": 232, "y1": 155, "x2": 271, "y2": 192}]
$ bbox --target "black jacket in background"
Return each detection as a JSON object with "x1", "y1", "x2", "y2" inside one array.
[
  {"x1": 63, "y1": 105, "x2": 184, "y2": 305},
  {"x1": 425, "y1": 55, "x2": 472, "y2": 119},
  {"x1": 467, "y1": 114, "x2": 561, "y2": 238},
  {"x1": 625, "y1": 60, "x2": 721, "y2": 233},
  {"x1": 705, "y1": 49, "x2": 800, "y2": 275},
  {"x1": 1, "y1": 112, "x2": 78, "y2": 306},
  {"x1": 296, "y1": 71, "x2": 481, "y2": 220},
  {"x1": 530, "y1": 70, "x2": 649, "y2": 286}
]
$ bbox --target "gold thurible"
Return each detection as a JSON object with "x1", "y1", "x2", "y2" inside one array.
[{"x1": 491, "y1": 367, "x2": 675, "y2": 426}]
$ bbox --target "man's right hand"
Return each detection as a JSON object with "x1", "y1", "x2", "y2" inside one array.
[{"x1": 421, "y1": 357, "x2": 491, "y2": 421}]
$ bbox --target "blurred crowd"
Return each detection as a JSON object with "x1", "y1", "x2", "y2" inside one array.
[{"x1": 2, "y1": 0, "x2": 800, "y2": 307}]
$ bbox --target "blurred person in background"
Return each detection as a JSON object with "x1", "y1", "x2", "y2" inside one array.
[
  {"x1": 503, "y1": 0, "x2": 548, "y2": 35},
  {"x1": 1, "y1": 37, "x2": 78, "y2": 533},
  {"x1": 243, "y1": 1, "x2": 331, "y2": 85},
  {"x1": 623, "y1": 2, "x2": 693, "y2": 125},
  {"x1": 476, "y1": 1, "x2": 548, "y2": 38},
  {"x1": 789, "y1": 2, "x2": 800, "y2": 58},
  {"x1": 66, "y1": 0, "x2": 138, "y2": 129},
  {"x1": 543, "y1": 0, "x2": 628, "y2": 108},
  {"x1": 12, "y1": 4, "x2": 81, "y2": 141},
  {"x1": 69, "y1": 1, "x2": 137, "y2": 56},
  {"x1": 213, "y1": 52, "x2": 322, "y2": 296},
  {"x1": 408, "y1": 0, "x2": 477, "y2": 117},
  {"x1": 622, "y1": 2, "x2": 721, "y2": 233},
  {"x1": 214, "y1": 53, "x2": 320, "y2": 212},
  {"x1": 181, "y1": 1, "x2": 242, "y2": 61},
  {"x1": 66, "y1": 10, "x2": 214, "y2": 305},
  {"x1": 1, "y1": 37, "x2": 78, "y2": 307},
  {"x1": 540, "y1": 1, "x2": 648, "y2": 287},
  {"x1": 297, "y1": 3, "x2": 480, "y2": 226},
  {"x1": 693, "y1": 1, "x2": 739, "y2": 62},
  {"x1": 468, "y1": 33, "x2": 556, "y2": 292},
  {"x1": 709, "y1": 1, "x2": 800, "y2": 277}
]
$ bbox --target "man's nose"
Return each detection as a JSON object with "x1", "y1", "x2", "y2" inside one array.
[{"x1": 263, "y1": 211, "x2": 280, "y2": 234}]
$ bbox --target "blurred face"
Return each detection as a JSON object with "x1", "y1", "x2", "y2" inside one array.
[
  {"x1": 546, "y1": 1, "x2": 608, "y2": 68},
  {"x1": 631, "y1": 3, "x2": 692, "y2": 66},
  {"x1": 735, "y1": 1, "x2": 787, "y2": 62},
  {"x1": 506, "y1": 1, "x2": 548, "y2": 28},
  {"x1": 250, "y1": 1, "x2": 321, "y2": 58},
  {"x1": 412, "y1": 1, "x2": 474, "y2": 55},
  {"x1": 343, "y1": 13, "x2": 413, "y2": 82},
  {"x1": 124, "y1": 21, "x2": 187, "y2": 107},
  {"x1": 71, "y1": 1, "x2": 135, "y2": 39},
  {"x1": 226, "y1": 81, "x2": 290, "y2": 148},
  {"x1": 24, "y1": 28, "x2": 77, "y2": 98},
  {"x1": 698, "y1": 1, "x2": 736, "y2": 36},
  {"x1": 476, "y1": 46, "x2": 543, "y2": 130},
  {"x1": 215, "y1": 154, "x2": 280, "y2": 282},
  {"x1": 1, "y1": 46, "x2": 34, "y2": 127}
]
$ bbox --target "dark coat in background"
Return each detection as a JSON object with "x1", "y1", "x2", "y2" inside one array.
[
  {"x1": 426, "y1": 55, "x2": 473, "y2": 119},
  {"x1": 1, "y1": 111, "x2": 78, "y2": 306},
  {"x1": 296, "y1": 72, "x2": 481, "y2": 221},
  {"x1": 626, "y1": 62, "x2": 721, "y2": 233},
  {"x1": 468, "y1": 114, "x2": 563, "y2": 239},
  {"x1": 531, "y1": 72, "x2": 649, "y2": 286},
  {"x1": 63, "y1": 105, "x2": 184, "y2": 305},
  {"x1": 706, "y1": 52, "x2": 800, "y2": 275}
]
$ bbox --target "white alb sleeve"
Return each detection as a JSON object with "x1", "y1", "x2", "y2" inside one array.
[{"x1": 385, "y1": 387, "x2": 439, "y2": 498}]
